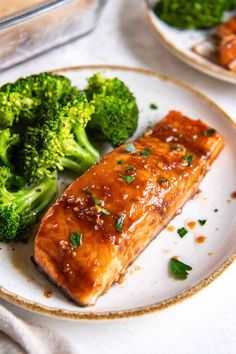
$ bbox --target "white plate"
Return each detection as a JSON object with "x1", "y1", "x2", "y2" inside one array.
[
  {"x1": 0, "y1": 65, "x2": 236, "y2": 320},
  {"x1": 146, "y1": 0, "x2": 236, "y2": 84}
]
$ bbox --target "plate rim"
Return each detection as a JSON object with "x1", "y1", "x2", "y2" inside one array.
[
  {"x1": 145, "y1": 0, "x2": 236, "y2": 84},
  {"x1": 0, "y1": 64, "x2": 235, "y2": 320}
]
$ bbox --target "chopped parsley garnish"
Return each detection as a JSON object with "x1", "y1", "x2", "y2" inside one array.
[
  {"x1": 126, "y1": 165, "x2": 135, "y2": 171},
  {"x1": 198, "y1": 219, "x2": 207, "y2": 226},
  {"x1": 101, "y1": 208, "x2": 111, "y2": 216},
  {"x1": 92, "y1": 194, "x2": 102, "y2": 206},
  {"x1": 84, "y1": 189, "x2": 105, "y2": 208},
  {"x1": 70, "y1": 232, "x2": 83, "y2": 248},
  {"x1": 125, "y1": 143, "x2": 136, "y2": 154},
  {"x1": 141, "y1": 147, "x2": 150, "y2": 157},
  {"x1": 150, "y1": 103, "x2": 158, "y2": 110},
  {"x1": 214, "y1": 209, "x2": 218, "y2": 212},
  {"x1": 157, "y1": 177, "x2": 168, "y2": 183},
  {"x1": 169, "y1": 258, "x2": 192, "y2": 280},
  {"x1": 117, "y1": 160, "x2": 124, "y2": 165},
  {"x1": 171, "y1": 145, "x2": 181, "y2": 151},
  {"x1": 119, "y1": 173, "x2": 136, "y2": 184},
  {"x1": 91, "y1": 194, "x2": 110, "y2": 215},
  {"x1": 183, "y1": 153, "x2": 194, "y2": 166},
  {"x1": 115, "y1": 214, "x2": 125, "y2": 232},
  {"x1": 177, "y1": 227, "x2": 188, "y2": 238},
  {"x1": 203, "y1": 129, "x2": 216, "y2": 136},
  {"x1": 82, "y1": 188, "x2": 110, "y2": 217}
]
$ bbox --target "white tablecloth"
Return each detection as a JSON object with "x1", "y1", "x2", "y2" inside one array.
[{"x1": 0, "y1": 1, "x2": 235, "y2": 353}]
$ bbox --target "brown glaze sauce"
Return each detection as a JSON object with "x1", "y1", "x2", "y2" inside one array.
[
  {"x1": 196, "y1": 236, "x2": 207, "y2": 244},
  {"x1": 43, "y1": 290, "x2": 52, "y2": 298},
  {"x1": 208, "y1": 252, "x2": 213, "y2": 256},
  {"x1": 187, "y1": 221, "x2": 196, "y2": 230},
  {"x1": 116, "y1": 270, "x2": 127, "y2": 284},
  {"x1": 193, "y1": 188, "x2": 202, "y2": 200},
  {"x1": 231, "y1": 191, "x2": 236, "y2": 199},
  {"x1": 167, "y1": 225, "x2": 175, "y2": 232},
  {"x1": 173, "y1": 255, "x2": 180, "y2": 260}
]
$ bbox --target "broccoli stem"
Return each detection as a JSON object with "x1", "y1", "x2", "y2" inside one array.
[
  {"x1": 9, "y1": 174, "x2": 57, "y2": 217},
  {"x1": 62, "y1": 126, "x2": 99, "y2": 175},
  {"x1": 62, "y1": 157, "x2": 85, "y2": 175},
  {"x1": 23, "y1": 176, "x2": 57, "y2": 225},
  {"x1": 74, "y1": 126, "x2": 100, "y2": 161},
  {"x1": 0, "y1": 166, "x2": 57, "y2": 242}
]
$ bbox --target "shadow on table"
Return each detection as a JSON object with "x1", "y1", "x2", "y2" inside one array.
[{"x1": 118, "y1": 0, "x2": 186, "y2": 74}]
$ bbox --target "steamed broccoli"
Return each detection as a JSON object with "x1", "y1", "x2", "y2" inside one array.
[
  {"x1": 0, "y1": 72, "x2": 72, "y2": 127},
  {"x1": 22, "y1": 91, "x2": 99, "y2": 182},
  {"x1": 155, "y1": 0, "x2": 226, "y2": 29},
  {"x1": 0, "y1": 71, "x2": 139, "y2": 242},
  {"x1": 0, "y1": 166, "x2": 57, "y2": 242},
  {"x1": 0, "y1": 129, "x2": 20, "y2": 168},
  {"x1": 85, "y1": 73, "x2": 138, "y2": 147}
]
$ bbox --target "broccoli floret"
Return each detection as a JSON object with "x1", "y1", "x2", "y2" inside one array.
[
  {"x1": 0, "y1": 72, "x2": 72, "y2": 127},
  {"x1": 0, "y1": 166, "x2": 57, "y2": 242},
  {"x1": 85, "y1": 73, "x2": 139, "y2": 147},
  {"x1": 155, "y1": 0, "x2": 225, "y2": 29},
  {"x1": 22, "y1": 91, "x2": 99, "y2": 182},
  {"x1": 0, "y1": 129, "x2": 20, "y2": 168},
  {"x1": 0, "y1": 92, "x2": 41, "y2": 127}
]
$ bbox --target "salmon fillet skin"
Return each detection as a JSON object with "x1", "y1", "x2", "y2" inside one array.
[{"x1": 33, "y1": 111, "x2": 224, "y2": 306}]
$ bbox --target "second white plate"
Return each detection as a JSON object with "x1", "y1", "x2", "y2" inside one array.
[{"x1": 146, "y1": 0, "x2": 236, "y2": 84}]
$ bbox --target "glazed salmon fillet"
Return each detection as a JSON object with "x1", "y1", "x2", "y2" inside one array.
[
  {"x1": 33, "y1": 111, "x2": 224, "y2": 306},
  {"x1": 217, "y1": 16, "x2": 236, "y2": 38},
  {"x1": 217, "y1": 16, "x2": 236, "y2": 71}
]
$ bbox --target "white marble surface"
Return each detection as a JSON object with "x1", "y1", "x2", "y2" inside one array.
[{"x1": 0, "y1": 0, "x2": 236, "y2": 353}]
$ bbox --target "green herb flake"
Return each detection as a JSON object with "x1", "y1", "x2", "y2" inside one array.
[
  {"x1": 171, "y1": 145, "x2": 181, "y2": 151},
  {"x1": 115, "y1": 213, "x2": 126, "y2": 232},
  {"x1": 203, "y1": 129, "x2": 216, "y2": 137},
  {"x1": 183, "y1": 153, "x2": 194, "y2": 166},
  {"x1": 125, "y1": 143, "x2": 136, "y2": 154},
  {"x1": 177, "y1": 227, "x2": 188, "y2": 238},
  {"x1": 157, "y1": 177, "x2": 168, "y2": 183},
  {"x1": 141, "y1": 147, "x2": 151, "y2": 157},
  {"x1": 150, "y1": 103, "x2": 158, "y2": 110},
  {"x1": 126, "y1": 165, "x2": 135, "y2": 171},
  {"x1": 70, "y1": 232, "x2": 83, "y2": 248},
  {"x1": 101, "y1": 208, "x2": 111, "y2": 216},
  {"x1": 198, "y1": 219, "x2": 207, "y2": 226},
  {"x1": 92, "y1": 194, "x2": 102, "y2": 206},
  {"x1": 169, "y1": 258, "x2": 192, "y2": 280},
  {"x1": 214, "y1": 209, "x2": 218, "y2": 213},
  {"x1": 83, "y1": 188, "x2": 104, "y2": 207},
  {"x1": 119, "y1": 173, "x2": 136, "y2": 184},
  {"x1": 117, "y1": 160, "x2": 124, "y2": 165}
]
